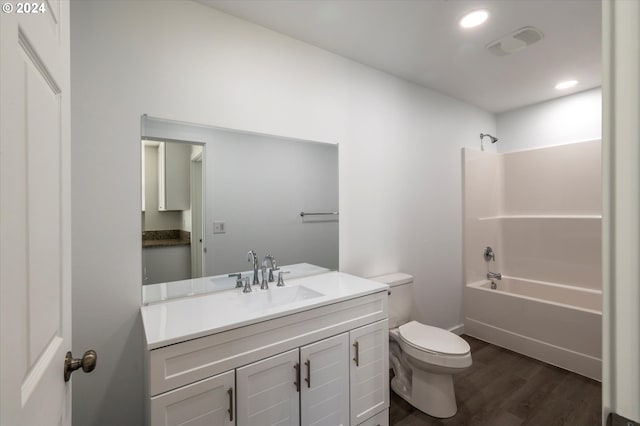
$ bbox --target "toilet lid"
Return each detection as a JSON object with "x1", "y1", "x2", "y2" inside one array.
[{"x1": 398, "y1": 321, "x2": 470, "y2": 355}]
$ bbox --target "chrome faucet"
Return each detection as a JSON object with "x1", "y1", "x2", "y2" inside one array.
[
  {"x1": 487, "y1": 271, "x2": 502, "y2": 280},
  {"x1": 247, "y1": 250, "x2": 259, "y2": 285},
  {"x1": 262, "y1": 254, "x2": 279, "y2": 282}
]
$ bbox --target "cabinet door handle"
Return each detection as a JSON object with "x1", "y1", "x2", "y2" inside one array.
[
  {"x1": 304, "y1": 359, "x2": 311, "y2": 388},
  {"x1": 353, "y1": 341, "x2": 360, "y2": 366},
  {"x1": 294, "y1": 362, "x2": 300, "y2": 392},
  {"x1": 227, "y1": 387, "x2": 233, "y2": 421}
]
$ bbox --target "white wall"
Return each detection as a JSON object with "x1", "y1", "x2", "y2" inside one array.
[
  {"x1": 496, "y1": 88, "x2": 602, "y2": 153},
  {"x1": 70, "y1": 1, "x2": 494, "y2": 424},
  {"x1": 209, "y1": 131, "x2": 339, "y2": 275}
]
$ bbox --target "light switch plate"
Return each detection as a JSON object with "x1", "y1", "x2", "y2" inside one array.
[{"x1": 213, "y1": 221, "x2": 226, "y2": 234}]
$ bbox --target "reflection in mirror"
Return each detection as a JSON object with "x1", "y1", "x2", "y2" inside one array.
[
  {"x1": 141, "y1": 139, "x2": 205, "y2": 285},
  {"x1": 141, "y1": 116, "x2": 338, "y2": 303}
]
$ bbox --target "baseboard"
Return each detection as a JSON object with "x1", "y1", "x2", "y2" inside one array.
[{"x1": 448, "y1": 323, "x2": 465, "y2": 336}]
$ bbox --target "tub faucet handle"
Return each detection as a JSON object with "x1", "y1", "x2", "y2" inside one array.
[{"x1": 483, "y1": 246, "x2": 495, "y2": 262}]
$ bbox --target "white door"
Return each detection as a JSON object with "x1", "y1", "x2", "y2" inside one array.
[
  {"x1": 602, "y1": 1, "x2": 640, "y2": 424},
  {"x1": 300, "y1": 333, "x2": 350, "y2": 426},
  {"x1": 150, "y1": 370, "x2": 235, "y2": 426},
  {"x1": 236, "y1": 349, "x2": 300, "y2": 426},
  {"x1": 0, "y1": 1, "x2": 73, "y2": 425},
  {"x1": 350, "y1": 320, "x2": 389, "y2": 426}
]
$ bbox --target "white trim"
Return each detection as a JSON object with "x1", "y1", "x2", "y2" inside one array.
[
  {"x1": 465, "y1": 318, "x2": 601, "y2": 381},
  {"x1": 448, "y1": 324, "x2": 465, "y2": 336},
  {"x1": 602, "y1": 0, "x2": 640, "y2": 423}
]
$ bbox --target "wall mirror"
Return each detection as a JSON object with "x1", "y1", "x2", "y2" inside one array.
[{"x1": 141, "y1": 116, "x2": 339, "y2": 303}]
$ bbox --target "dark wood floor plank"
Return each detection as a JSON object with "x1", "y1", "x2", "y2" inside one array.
[
  {"x1": 504, "y1": 363, "x2": 568, "y2": 419},
  {"x1": 390, "y1": 335, "x2": 601, "y2": 426}
]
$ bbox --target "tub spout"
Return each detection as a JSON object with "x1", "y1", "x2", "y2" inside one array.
[{"x1": 487, "y1": 271, "x2": 502, "y2": 280}]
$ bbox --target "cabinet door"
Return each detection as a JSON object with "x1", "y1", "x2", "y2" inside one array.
[
  {"x1": 350, "y1": 319, "x2": 389, "y2": 425},
  {"x1": 150, "y1": 369, "x2": 235, "y2": 426},
  {"x1": 300, "y1": 333, "x2": 350, "y2": 426},
  {"x1": 236, "y1": 348, "x2": 300, "y2": 426}
]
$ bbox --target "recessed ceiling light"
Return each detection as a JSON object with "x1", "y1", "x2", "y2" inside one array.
[
  {"x1": 459, "y1": 10, "x2": 489, "y2": 29},
  {"x1": 555, "y1": 80, "x2": 578, "y2": 90}
]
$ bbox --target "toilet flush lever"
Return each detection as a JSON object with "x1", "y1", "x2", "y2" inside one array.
[{"x1": 483, "y1": 246, "x2": 495, "y2": 262}]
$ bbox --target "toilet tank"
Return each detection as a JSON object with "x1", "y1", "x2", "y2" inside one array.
[{"x1": 369, "y1": 273, "x2": 413, "y2": 328}]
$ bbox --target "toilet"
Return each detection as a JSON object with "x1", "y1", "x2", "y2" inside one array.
[{"x1": 370, "y1": 273, "x2": 472, "y2": 418}]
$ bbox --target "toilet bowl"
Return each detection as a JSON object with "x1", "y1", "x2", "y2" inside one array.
[{"x1": 370, "y1": 273, "x2": 472, "y2": 419}]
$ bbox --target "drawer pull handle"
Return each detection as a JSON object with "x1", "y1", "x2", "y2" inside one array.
[
  {"x1": 304, "y1": 359, "x2": 311, "y2": 388},
  {"x1": 353, "y1": 341, "x2": 360, "y2": 366},
  {"x1": 294, "y1": 362, "x2": 300, "y2": 392},
  {"x1": 227, "y1": 387, "x2": 233, "y2": 421}
]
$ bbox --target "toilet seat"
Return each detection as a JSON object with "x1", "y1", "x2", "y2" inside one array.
[
  {"x1": 399, "y1": 321, "x2": 470, "y2": 355},
  {"x1": 396, "y1": 321, "x2": 472, "y2": 369}
]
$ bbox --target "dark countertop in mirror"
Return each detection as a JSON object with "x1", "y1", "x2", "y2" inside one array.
[{"x1": 142, "y1": 230, "x2": 190, "y2": 248}]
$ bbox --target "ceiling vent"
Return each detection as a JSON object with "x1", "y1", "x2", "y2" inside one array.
[{"x1": 486, "y1": 27, "x2": 544, "y2": 56}]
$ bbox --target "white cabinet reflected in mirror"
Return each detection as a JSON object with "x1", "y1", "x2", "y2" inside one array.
[
  {"x1": 140, "y1": 116, "x2": 339, "y2": 303},
  {"x1": 142, "y1": 139, "x2": 205, "y2": 285}
]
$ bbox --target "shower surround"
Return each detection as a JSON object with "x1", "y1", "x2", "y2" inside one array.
[{"x1": 462, "y1": 140, "x2": 602, "y2": 380}]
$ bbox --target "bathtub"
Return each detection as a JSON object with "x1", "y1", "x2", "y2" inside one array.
[{"x1": 464, "y1": 277, "x2": 602, "y2": 380}]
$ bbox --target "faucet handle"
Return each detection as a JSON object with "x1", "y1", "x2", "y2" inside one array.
[
  {"x1": 242, "y1": 277, "x2": 252, "y2": 293},
  {"x1": 229, "y1": 273, "x2": 243, "y2": 288},
  {"x1": 277, "y1": 271, "x2": 291, "y2": 287},
  {"x1": 483, "y1": 246, "x2": 495, "y2": 262}
]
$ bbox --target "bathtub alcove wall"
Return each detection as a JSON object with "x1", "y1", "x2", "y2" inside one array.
[{"x1": 462, "y1": 140, "x2": 602, "y2": 380}]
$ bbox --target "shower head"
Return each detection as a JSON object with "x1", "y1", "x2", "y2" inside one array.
[{"x1": 480, "y1": 133, "x2": 498, "y2": 144}]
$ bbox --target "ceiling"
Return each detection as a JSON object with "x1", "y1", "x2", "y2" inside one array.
[{"x1": 198, "y1": 0, "x2": 601, "y2": 113}]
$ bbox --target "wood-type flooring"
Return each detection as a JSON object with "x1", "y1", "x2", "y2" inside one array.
[{"x1": 390, "y1": 335, "x2": 601, "y2": 426}]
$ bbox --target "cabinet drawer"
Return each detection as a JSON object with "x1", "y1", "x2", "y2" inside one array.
[{"x1": 358, "y1": 408, "x2": 389, "y2": 426}]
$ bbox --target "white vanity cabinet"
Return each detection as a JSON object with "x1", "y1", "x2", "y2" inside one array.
[{"x1": 142, "y1": 272, "x2": 390, "y2": 426}]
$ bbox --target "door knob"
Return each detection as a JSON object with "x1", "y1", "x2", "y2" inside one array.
[{"x1": 64, "y1": 349, "x2": 97, "y2": 382}]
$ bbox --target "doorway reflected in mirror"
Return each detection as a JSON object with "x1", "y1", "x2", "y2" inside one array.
[{"x1": 141, "y1": 139, "x2": 205, "y2": 285}]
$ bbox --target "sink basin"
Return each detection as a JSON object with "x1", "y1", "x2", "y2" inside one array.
[{"x1": 241, "y1": 285, "x2": 323, "y2": 310}]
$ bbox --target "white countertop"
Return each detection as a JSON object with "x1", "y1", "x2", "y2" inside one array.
[
  {"x1": 142, "y1": 263, "x2": 330, "y2": 305},
  {"x1": 141, "y1": 270, "x2": 388, "y2": 350}
]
